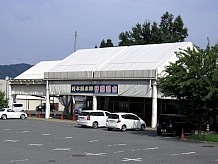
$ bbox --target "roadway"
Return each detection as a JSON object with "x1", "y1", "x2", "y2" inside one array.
[{"x1": 0, "y1": 117, "x2": 217, "y2": 164}]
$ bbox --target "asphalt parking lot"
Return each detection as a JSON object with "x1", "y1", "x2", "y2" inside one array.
[{"x1": 0, "y1": 117, "x2": 218, "y2": 164}]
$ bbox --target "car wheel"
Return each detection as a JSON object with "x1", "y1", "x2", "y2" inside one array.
[
  {"x1": 20, "y1": 114, "x2": 26, "y2": 119},
  {"x1": 190, "y1": 129, "x2": 195, "y2": 135},
  {"x1": 140, "y1": 124, "x2": 145, "y2": 131},
  {"x1": 172, "y1": 130, "x2": 177, "y2": 137},
  {"x1": 121, "y1": 125, "x2": 127, "y2": 132},
  {"x1": 1, "y1": 114, "x2": 7, "y2": 120},
  {"x1": 157, "y1": 130, "x2": 162, "y2": 136},
  {"x1": 107, "y1": 128, "x2": 112, "y2": 131},
  {"x1": 92, "y1": 122, "x2": 98, "y2": 129}
]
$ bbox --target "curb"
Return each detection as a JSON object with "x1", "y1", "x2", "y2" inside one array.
[
  {"x1": 27, "y1": 117, "x2": 156, "y2": 131},
  {"x1": 27, "y1": 117, "x2": 77, "y2": 124}
]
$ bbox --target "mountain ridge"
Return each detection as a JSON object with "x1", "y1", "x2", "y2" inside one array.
[{"x1": 0, "y1": 63, "x2": 33, "y2": 79}]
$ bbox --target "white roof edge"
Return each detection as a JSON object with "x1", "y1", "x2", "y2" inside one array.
[
  {"x1": 15, "y1": 42, "x2": 194, "y2": 80},
  {"x1": 14, "y1": 60, "x2": 61, "y2": 80},
  {"x1": 157, "y1": 42, "x2": 194, "y2": 76}
]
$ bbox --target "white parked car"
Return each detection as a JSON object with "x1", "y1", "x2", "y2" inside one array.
[
  {"x1": 0, "y1": 108, "x2": 27, "y2": 120},
  {"x1": 106, "y1": 112, "x2": 146, "y2": 131},
  {"x1": 12, "y1": 103, "x2": 24, "y2": 112},
  {"x1": 77, "y1": 110, "x2": 110, "y2": 128}
]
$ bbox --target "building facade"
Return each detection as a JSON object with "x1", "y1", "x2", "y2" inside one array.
[{"x1": 9, "y1": 42, "x2": 193, "y2": 128}]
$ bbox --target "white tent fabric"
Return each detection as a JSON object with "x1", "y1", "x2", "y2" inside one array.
[
  {"x1": 12, "y1": 84, "x2": 46, "y2": 96},
  {"x1": 45, "y1": 42, "x2": 193, "y2": 80},
  {"x1": 12, "y1": 61, "x2": 61, "y2": 96},
  {"x1": 15, "y1": 60, "x2": 61, "y2": 80},
  {"x1": 13, "y1": 42, "x2": 193, "y2": 98},
  {"x1": 48, "y1": 83, "x2": 152, "y2": 98},
  {"x1": 13, "y1": 42, "x2": 193, "y2": 81}
]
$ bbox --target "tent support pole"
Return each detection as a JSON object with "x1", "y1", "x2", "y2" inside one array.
[
  {"x1": 45, "y1": 80, "x2": 50, "y2": 119},
  {"x1": 151, "y1": 80, "x2": 157, "y2": 128}
]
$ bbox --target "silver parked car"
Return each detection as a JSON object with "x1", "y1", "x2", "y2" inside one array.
[
  {"x1": 73, "y1": 106, "x2": 92, "y2": 115},
  {"x1": 0, "y1": 108, "x2": 27, "y2": 120}
]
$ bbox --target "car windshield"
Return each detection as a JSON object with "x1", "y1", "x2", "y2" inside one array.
[
  {"x1": 13, "y1": 104, "x2": 23, "y2": 107},
  {"x1": 108, "y1": 114, "x2": 119, "y2": 119},
  {"x1": 82, "y1": 107, "x2": 92, "y2": 110},
  {"x1": 0, "y1": 109, "x2": 5, "y2": 112},
  {"x1": 159, "y1": 115, "x2": 187, "y2": 124},
  {"x1": 80, "y1": 112, "x2": 90, "y2": 116},
  {"x1": 159, "y1": 116, "x2": 172, "y2": 124}
]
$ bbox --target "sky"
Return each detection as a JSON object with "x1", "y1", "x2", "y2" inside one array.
[{"x1": 0, "y1": 0, "x2": 218, "y2": 65}]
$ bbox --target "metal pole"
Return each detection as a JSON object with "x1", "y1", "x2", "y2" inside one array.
[
  {"x1": 74, "y1": 31, "x2": 77, "y2": 52},
  {"x1": 5, "y1": 76, "x2": 9, "y2": 105},
  {"x1": 93, "y1": 96, "x2": 97, "y2": 111},
  {"x1": 45, "y1": 80, "x2": 50, "y2": 119},
  {"x1": 151, "y1": 80, "x2": 157, "y2": 128}
]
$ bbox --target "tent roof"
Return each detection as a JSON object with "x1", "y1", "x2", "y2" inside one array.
[
  {"x1": 15, "y1": 60, "x2": 61, "y2": 80},
  {"x1": 44, "y1": 42, "x2": 193, "y2": 80},
  {"x1": 14, "y1": 42, "x2": 193, "y2": 80}
]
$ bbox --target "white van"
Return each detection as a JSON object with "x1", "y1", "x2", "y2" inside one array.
[
  {"x1": 77, "y1": 110, "x2": 111, "y2": 128},
  {"x1": 12, "y1": 103, "x2": 24, "y2": 112}
]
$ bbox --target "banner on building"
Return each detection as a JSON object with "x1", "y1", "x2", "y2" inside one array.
[{"x1": 71, "y1": 84, "x2": 118, "y2": 94}]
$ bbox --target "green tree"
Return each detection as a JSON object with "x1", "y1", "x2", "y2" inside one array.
[
  {"x1": 159, "y1": 43, "x2": 218, "y2": 132},
  {"x1": 159, "y1": 12, "x2": 188, "y2": 42},
  {"x1": 118, "y1": 31, "x2": 133, "y2": 46},
  {"x1": 118, "y1": 12, "x2": 188, "y2": 46},
  {"x1": 118, "y1": 21, "x2": 152, "y2": 46},
  {"x1": 100, "y1": 39, "x2": 114, "y2": 48},
  {"x1": 0, "y1": 91, "x2": 7, "y2": 108},
  {"x1": 150, "y1": 22, "x2": 162, "y2": 44}
]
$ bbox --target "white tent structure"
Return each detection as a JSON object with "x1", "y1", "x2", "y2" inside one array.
[
  {"x1": 8, "y1": 61, "x2": 61, "y2": 111},
  {"x1": 10, "y1": 42, "x2": 193, "y2": 128}
]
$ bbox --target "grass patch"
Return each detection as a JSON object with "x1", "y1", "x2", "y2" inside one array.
[{"x1": 188, "y1": 133, "x2": 218, "y2": 142}]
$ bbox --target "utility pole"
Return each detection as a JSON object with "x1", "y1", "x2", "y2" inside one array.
[
  {"x1": 5, "y1": 76, "x2": 9, "y2": 102},
  {"x1": 74, "y1": 31, "x2": 77, "y2": 52}
]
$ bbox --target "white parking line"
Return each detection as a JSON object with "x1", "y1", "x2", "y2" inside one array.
[
  {"x1": 129, "y1": 147, "x2": 159, "y2": 152},
  {"x1": 54, "y1": 136, "x2": 73, "y2": 140},
  {"x1": 28, "y1": 144, "x2": 43, "y2": 146},
  {"x1": 20, "y1": 131, "x2": 30, "y2": 133},
  {"x1": 3, "y1": 129, "x2": 12, "y2": 131},
  {"x1": 89, "y1": 140, "x2": 98, "y2": 142},
  {"x1": 164, "y1": 137, "x2": 174, "y2": 139},
  {"x1": 85, "y1": 152, "x2": 107, "y2": 156},
  {"x1": 10, "y1": 159, "x2": 28, "y2": 163},
  {"x1": 143, "y1": 147, "x2": 159, "y2": 150},
  {"x1": 53, "y1": 148, "x2": 71, "y2": 151},
  {"x1": 41, "y1": 134, "x2": 50, "y2": 136},
  {"x1": 122, "y1": 158, "x2": 142, "y2": 162},
  {"x1": 86, "y1": 146, "x2": 158, "y2": 159},
  {"x1": 2, "y1": 140, "x2": 19, "y2": 143},
  {"x1": 171, "y1": 152, "x2": 196, "y2": 156},
  {"x1": 108, "y1": 143, "x2": 127, "y2": 146},
  {"x1": 114, "y1": 151, "x2": 124, "y2": 154}
]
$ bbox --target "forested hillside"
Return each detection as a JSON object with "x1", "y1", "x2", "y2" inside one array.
[{"x1": 0, "y1": 63, "x2": 33, "y2": 79}]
